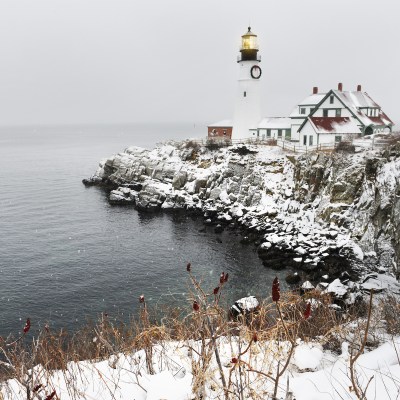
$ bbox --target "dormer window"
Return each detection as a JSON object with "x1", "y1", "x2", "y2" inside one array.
[
  {"x1": 323, "y1": 109, "x2": 328, "y2": 117},
  {"x1": 300, "y1": 108, "x2": 306, "y2": 115},
  {"x1": 336, "y1": 109, "x2": 341, "y2": 117}
]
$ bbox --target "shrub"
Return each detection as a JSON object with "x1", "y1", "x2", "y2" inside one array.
[
  {"x1": 335, "y1": 140, "x2": 355, "y2": 153},
  {"x1": 205, "y1": 138, "x2": 230, "y2": 150},
  {"x1": 183, "y1": 139, "x2": 201, "y2": 151}
]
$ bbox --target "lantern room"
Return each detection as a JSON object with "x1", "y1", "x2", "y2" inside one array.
[{"x1": 239, "y1": 27, "x2": 260, "y2": 62}]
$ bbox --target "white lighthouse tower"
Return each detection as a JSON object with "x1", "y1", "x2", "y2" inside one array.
[{"x1": 232, "y1": 27, "x2": 262, "y2": 140}]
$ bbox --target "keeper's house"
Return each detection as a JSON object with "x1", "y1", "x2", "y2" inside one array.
[{"x1": 251, "y1": 83, "x2": 394, "y2": 149}]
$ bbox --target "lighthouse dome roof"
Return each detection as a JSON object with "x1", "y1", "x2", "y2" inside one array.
[{"x1": 242, "y1": 27, "x2": 257, "y2": 37}]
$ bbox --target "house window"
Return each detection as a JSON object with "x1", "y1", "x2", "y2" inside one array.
[
  {"x1": 330, "y1": 95, "x2": 334, "y2": 104},
  {"x1": 303, "y1": 135, "x2": 307, "y2": 146},
  {"x1": 244, "y1": 91, "x2": 246, "y2": 97},
  {"x1": 336, "y1": 109, "x2": 341, "y2": 117},
  {"x1": 335, "y1": 135, "x2": 342, "y2": 143},
  {"x1": 300, "y1": 108, "x2": 306, "y2": 115},
  {"x1": 278, "y1": 130, "x2": 282, "y2": 138},
  {"x1": 323, "y1": 109, "x2": 328, "y2": 117},
  {"x1": 267, "y1": 130, "x2": 271, "y2": 137},
  {"x1": 223, "y1": 130, "x2": 227, "y2": 136},
  {"x1": 285, "y1": 129, "x2": 291, "y2": 139},
  {"x1": 309, "y1": 135, "x2": 313, "y2": 146}
]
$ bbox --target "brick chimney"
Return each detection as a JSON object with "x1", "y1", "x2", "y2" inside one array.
[
  {"x1": 357, "y1": 84, "x2": 362, "y2": 92},
  {"x1": 313, "y1": 87, "x2": 318, "y2": 94},
  {"x1": 338, "y1": 82, "x2": 343, "y2": 91}
]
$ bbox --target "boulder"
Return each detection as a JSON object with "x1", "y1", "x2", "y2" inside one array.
[
  {"x1": 230, "y1": 296, "x2": 260, "y2": 318},
  {"x1": 172, "y1": 171, "x2": 187, "y2": 189}
]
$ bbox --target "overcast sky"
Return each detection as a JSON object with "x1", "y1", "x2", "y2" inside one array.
[{"x1": 0, "y1": 0, "x2": 399, "y2": 126}]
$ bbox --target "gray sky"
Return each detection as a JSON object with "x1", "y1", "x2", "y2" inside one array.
[{"x1": 0, "y1": 0, "x2": 399, "y2": 125}]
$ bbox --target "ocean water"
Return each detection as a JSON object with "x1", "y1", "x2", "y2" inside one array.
[{"x1": 0, "y1": 124, "x2": 287, "y2": 337}]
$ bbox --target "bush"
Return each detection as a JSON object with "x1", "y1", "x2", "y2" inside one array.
[
  {"x1": 380, "y1": 295, "x2": 400, "y2": 335},
  {"x1": 335, "y1": 140, "x2": 355, "y2": 153},
  {"x1": 183, "y1": 140, "x2": 201, "y2": 151},
  {"x1": 205, "y1": 138, "x2": 230, "y2": 150}
]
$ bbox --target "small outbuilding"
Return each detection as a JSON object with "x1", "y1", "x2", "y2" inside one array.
[{"x1": 207, "y1": 120, "x2": 233, "y2": 139}]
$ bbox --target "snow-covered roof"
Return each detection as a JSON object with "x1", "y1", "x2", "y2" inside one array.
[
  {"x1": 289, "y1": 93, "x2": 326, "y2": 117},
  {"x1": 258, "y1": 117, "x2": 291, "y2": 129},
  {"x1": 334, "y1": 90, "x2": 394, "y2": 127},
  {"x1": 308, "y1": 117, "x2": 361, "y2": 134},
  {"x1": 336, "y1": 90, "x2": 379, "y2": 109},
  {"x1": 208, "y1": 119, "x2": 233, "y2": 127},
  {"x1": 298, "y1": 93, "x2": 326, "y2": 106}
]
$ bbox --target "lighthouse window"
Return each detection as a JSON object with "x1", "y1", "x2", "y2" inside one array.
[{"x1": 243, "y1": 91, "x2": 247, "y2": 97}]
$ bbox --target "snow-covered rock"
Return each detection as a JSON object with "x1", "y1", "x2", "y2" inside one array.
[{"x1": 293, "y1": 343, "x2": 323, "y2": 371}]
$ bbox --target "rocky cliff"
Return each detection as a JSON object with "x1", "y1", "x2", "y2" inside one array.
[
  {"x1": 84, "y1": 140, "x2": 400, "y2": 290},
  {"x1": 293, "y1": 143, "x2": 400, "y2": 274}
]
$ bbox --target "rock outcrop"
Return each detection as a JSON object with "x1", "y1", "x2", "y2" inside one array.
[{"x1": 84, "y1": 140, "x2": 400, "y2": 290}]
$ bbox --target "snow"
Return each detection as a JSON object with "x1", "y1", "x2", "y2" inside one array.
[
  {"x1": 5, "y1": 338, "x2": 400, "y2": 400},
  {"x1": 257, "y1": 117, "x2": 292, "y2": 129},
  {"x1": 361, "y1": 277, "x2": 389, "y2": 292},
  {"x1": 208, "y1": 119, "x2": 233, "y2": 127},
  {"x1": 301, "y1": 281, "x2": 315, "y2": 290},
  {"x1": 293, "y1": 343, "x2": 323, "y2": 371},
  {"x1": 146, "y1": 370, "x2": 192, "y2": 400},
  {"x1": 325, "y1": 278, "x2": 348, "y2": 297},
  {"x1": 234, "y1": 295, "x2": 259, "y2": 311}
]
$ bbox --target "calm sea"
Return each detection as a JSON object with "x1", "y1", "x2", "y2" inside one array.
[{"x1": 0, "y1": 124, "x2": 287, "y2": 337}]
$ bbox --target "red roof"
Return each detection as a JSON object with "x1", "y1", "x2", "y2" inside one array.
[
  {"x1": 368, "y1": 111, "x2": 394, "y2": 126},
  {"x1": 309, "y1": 117, "x2": 361, "y2": 134},
  {"x1": 311, "y1": 117, "x2": 347, "y2": 132}
]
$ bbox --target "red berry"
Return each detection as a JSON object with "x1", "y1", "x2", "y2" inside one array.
[
  {"x1": 186, "y1": 263, "x2": 191, "y2": 272},
  {"x1": 272, "y1": 277, "x2": 280, "y2": 302},
  {"x1": 213, "y1": 287, "x2": 220, "y2": 295},
  {"x1": 139, "y1": 295, "x2": 145, "y2": 303},
  {"x1": 304, "y1": 302, "x2": 312, "y2": 320},
  {"x1": 193, "y1": 301, "x2": 200, "y2": 312},
  {"x1": 33, "y1": 384, "x2": 43, "y2": 393},
  {"x1": 23, "y1": 318, "x2": 31, "y2": 334},
  {"x1": 45, "y1": 391, "x2": 56, "y2": 400},
  {"x1": 231, "y1": 357, "x2": 238, "y2": 364}
]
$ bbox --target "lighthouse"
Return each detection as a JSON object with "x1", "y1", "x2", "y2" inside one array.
[{"x1": 232, "y1": 27, "x2": 262, "y2": 140}]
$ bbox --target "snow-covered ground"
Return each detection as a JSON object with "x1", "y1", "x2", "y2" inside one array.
[{"x1": 3, "y1": 336, "x2": 400, "y2": 399}]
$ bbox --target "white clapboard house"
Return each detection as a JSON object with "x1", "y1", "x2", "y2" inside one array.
[{"x1": 253, "y1": 83, "x2": 394, "y2": 149}]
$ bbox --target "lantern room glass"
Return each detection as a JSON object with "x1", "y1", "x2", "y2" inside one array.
[{"x1": 241, "y1": 34, "x2": 259, "y2": 50}]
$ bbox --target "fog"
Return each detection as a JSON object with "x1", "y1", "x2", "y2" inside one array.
[{"x1": 0, "y1": 0, "x2": 398, "y2": 126}]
